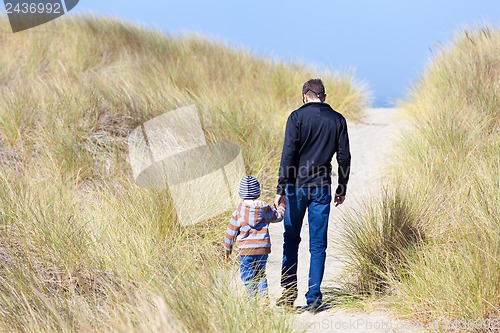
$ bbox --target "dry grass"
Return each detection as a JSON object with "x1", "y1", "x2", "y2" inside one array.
[{"x1": 340, "y1": 26, "x2": 499, "y2": 330}]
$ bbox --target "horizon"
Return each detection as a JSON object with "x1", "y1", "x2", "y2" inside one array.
[
  {"x1": 68, "y1": 1, "x2": 499, "y2": 107},
  {"x1": 2, "y1": 1, "x2": 499, "y2": 107}
]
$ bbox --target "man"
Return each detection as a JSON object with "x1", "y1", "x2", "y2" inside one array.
[{"x1": 274, "y1": 78, "x2": 351, "y2": 311}]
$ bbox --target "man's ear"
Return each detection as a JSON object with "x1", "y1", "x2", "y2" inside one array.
[
  {"x1": 322, "y1": 94, "x2": 327, "y2": 102},
  {"x1": 303, "y1": 94, "x2": 308, "y2": 103}
]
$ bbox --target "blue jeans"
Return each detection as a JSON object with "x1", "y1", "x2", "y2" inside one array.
[
  {"x1": 281, "y1": 185, "x2": 332, "y2": 306},
  {"x1": 240, "y1": 254, "x2": 269, "y2": 297}
]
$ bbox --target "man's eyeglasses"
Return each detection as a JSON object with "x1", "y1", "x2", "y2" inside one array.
[{"x1": 303, "y1": 89, "x2": 325, "y2": 103}]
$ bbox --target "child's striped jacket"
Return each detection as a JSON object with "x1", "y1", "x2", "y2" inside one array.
[{"x1": 224, "y1": 200, "x2": 286, "y2": 256}]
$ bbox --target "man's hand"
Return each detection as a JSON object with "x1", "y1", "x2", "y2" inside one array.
[
  {"x1": 334, "y1": 195, "x2": 345, "y2": 207},
  {"x1": 274, "y1": 194, "x2": 286, "y2": 209}
]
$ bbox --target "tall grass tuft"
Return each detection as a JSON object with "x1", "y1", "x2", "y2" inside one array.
[
  {"x1": 340, "y1": 187, "x2": 426, "y2": 294},
  {"x1": 340, "y1": 26, "x2": 500, "y2": 327},
  {"x1": 0, "y1": 15, "x2": 367, "y2": 331}
]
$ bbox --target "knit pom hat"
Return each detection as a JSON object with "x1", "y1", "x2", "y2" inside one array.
[{"x1": 238, "y1": 176, "x2": 261, "y2": 200}]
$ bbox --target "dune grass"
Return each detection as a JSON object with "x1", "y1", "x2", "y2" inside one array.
[
  {"x1": 0, "y1": 16, "x2": 368, "y2": 332},
  {"x1": 339, "y1": 26, "x2": 499, "y2": 329}
]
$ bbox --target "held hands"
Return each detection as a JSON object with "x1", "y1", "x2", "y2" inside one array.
[{"x1": 274, "y1": 194, "x2": 286, "y2": 209}]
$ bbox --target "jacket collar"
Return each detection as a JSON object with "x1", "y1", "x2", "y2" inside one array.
[{"x1": 297, "y1": 102, "x2": 331, "y2": 110}]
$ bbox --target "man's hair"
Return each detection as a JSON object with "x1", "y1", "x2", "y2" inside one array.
[{"x1": 302, "y1": 79, "x2": 325, "y2": 101}]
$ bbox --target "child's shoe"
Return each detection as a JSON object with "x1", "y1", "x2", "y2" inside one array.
[{"x1": 259, "y1": 295, "x2": 270, "y2": 307}]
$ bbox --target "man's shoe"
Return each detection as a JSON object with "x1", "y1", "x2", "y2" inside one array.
[
  {"x1": 296, "y1": 302, "x2": 327, "y2": 314},
  {"x1": 276, "y1": 295, "x2": 294, "y2": 308},
  {"x1": 296, "y1": 304, "x2": 318, "y2": 314},
  {"x1": 276, "y1": 290, "x2": 297, "y2": 308}
]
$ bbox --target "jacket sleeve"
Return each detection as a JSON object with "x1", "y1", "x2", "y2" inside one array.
[
  {"x1": 224, "y1": 210, "x2": 240, "y2": 252},
  {"x1": 277, "y1": 112, "x2": 300, "y2": 195},
  {"x1": 336, "y1": 116, "x2": 351, "y2": 196},
  {"x1": 263, "y1": 203, "x2": 286, "y2": 223}
]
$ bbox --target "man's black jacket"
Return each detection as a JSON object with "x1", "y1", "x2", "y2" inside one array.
[{"x1": 276, "y1": 102, "x2": 351, "y2": 196}]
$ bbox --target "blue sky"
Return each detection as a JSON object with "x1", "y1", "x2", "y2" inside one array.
[{"x1": 70, "y1": 1, "x2": 499, "y2": 107}]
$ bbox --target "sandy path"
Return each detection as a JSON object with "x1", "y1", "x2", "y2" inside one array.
[{"x1": 264, "y1": 108, "x2": 423, "y2": 332}]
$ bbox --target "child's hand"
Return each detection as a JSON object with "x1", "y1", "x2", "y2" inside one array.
[{"x1": 225, "y1": 250, "x2": 231, "y2": 261}]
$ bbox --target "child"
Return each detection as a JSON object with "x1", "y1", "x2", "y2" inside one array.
[{"x1": 225, "y1": 176, "x2": 286, "y2": 299}]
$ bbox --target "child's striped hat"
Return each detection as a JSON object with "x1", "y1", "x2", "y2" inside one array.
[{"x1": 238, "y1": 176, "x2": 261, "y2": 200}]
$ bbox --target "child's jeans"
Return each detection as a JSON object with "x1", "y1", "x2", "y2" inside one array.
[{"x1": 239, "y1": 254, "x2": 268, "y2": 297}]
